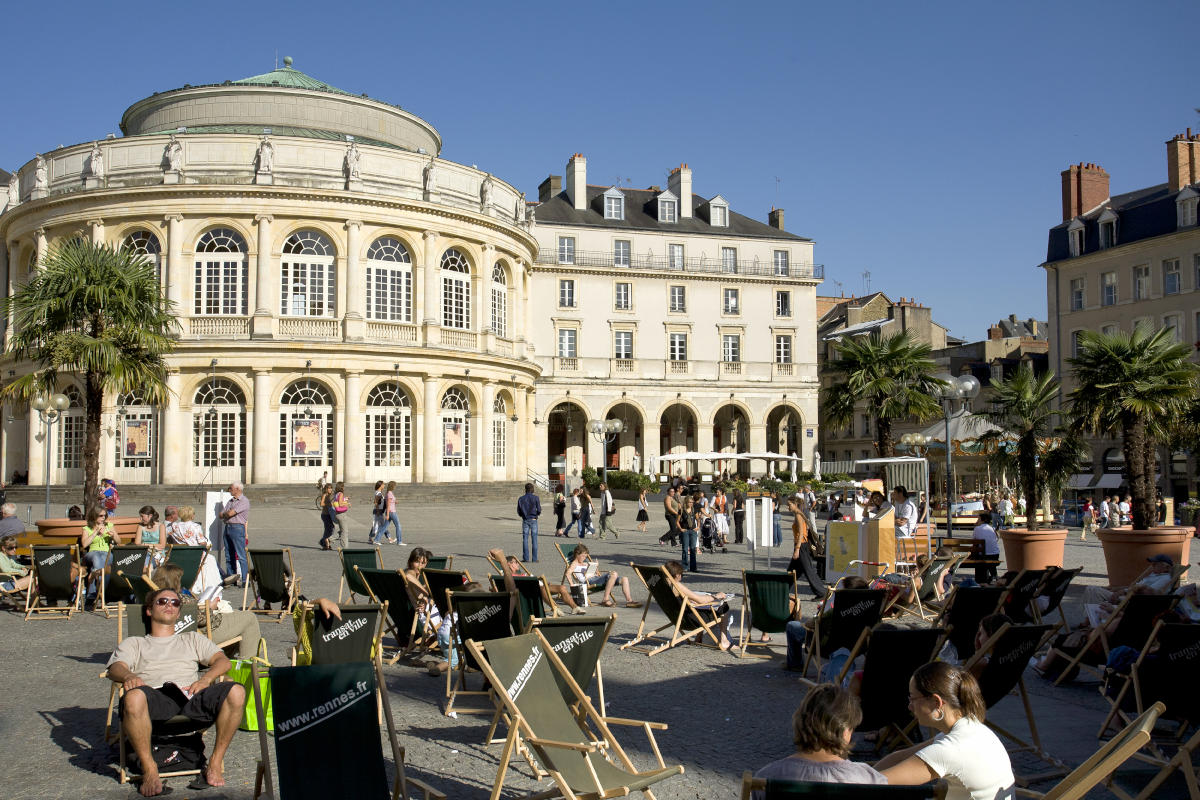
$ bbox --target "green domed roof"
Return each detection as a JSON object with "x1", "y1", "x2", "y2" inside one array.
[{"x1": 231, "y1": 57, "x2": 354, "y2": 96}]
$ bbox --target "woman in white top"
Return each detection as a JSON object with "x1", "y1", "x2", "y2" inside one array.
[
  {"x1": 876, "y1": 661, "x2": 1015, "y2": 800},
  {"x1": 167, "y1": 505, "x2": 223, "y2": 601}
]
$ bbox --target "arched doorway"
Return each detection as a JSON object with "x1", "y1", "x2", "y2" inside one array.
[
  {"x1": 605, "y1": 402, "x2": 644, "y2": 473},
  {"x1": 659, "y1": 402, "x2": 697, "y2": 479},
  {"x1": 278, "y1": 379, "x2": 335, "y2": 482},
  {"x1": 192, "y1": 378, "x2": 246, "y2": 485},
  {"x1": 440, "y1": 386, "x2": 472, "y2": 481},
  {"x1": 712, "y1": 404, "x2": 750, "y2": 478},
  {"x1": 113, "y1": 391, "x2": 159, "y2": 484},
  {"x1": 766, "y1": 405, "x2": 803, "y2": 476},
  {"x1": 546, "y1": 401, "x2": 588, "y2": 485},
  {"x1": 365, "y1": 381, "x2": 413, "y2": 481}
]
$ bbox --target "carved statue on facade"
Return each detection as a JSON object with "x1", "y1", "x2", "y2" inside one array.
[
  {"x1": 480, "y1": 172, "x2": 494, "y2": 212},
  {"x1": 164, "y1": 135, "x2": 183, "y2": 172},
  {"x1": 257, "y1": 136, "x2": 274, "y2": 173},
  {"x1": 812, "y1": 450, "x2": 822, "y2": 481},
  {"x1": 423, "y1": 156, "x2": 437, "y2": 194},
  {"x1": 88, "y1": 142, "x2": 104, "y2": 179},
  {"x1": 6, "y1": 175, "x2": 18, "y2": 208},
  {"x1": 344, "y1": 141, "x2": 361, "y2": 179},
  {"x1": 515, "y1": 191, "x2": 526, "y2": 224},
  {"x1": 34, "y1": 155, "x2": 48, "y2": 191}
]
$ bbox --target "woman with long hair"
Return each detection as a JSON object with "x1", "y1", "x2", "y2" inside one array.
[
  {"x1": 578, "y1": 489, "x2": 594, "y2": 538},
  {"x1": 635, "y1": 488, "x2": 650, "y2": 533},
  {"x1": 553, "y1": 483, "x2": 567, "y2": 536},
  {"x1": 381, "y1": 480, "x2": 402, "y2": 545},
  {"x1": 330, "y1": 481, "x2": 351, "y2": 550},
  {"x1": 317, "y1": 484, "x2": 335, "y2": 551}
]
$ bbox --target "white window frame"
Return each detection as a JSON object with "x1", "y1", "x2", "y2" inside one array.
[
  {"x1": 723, "y1": 287, "x2": 740, "y2": 315},
  {"x1": 440, "y1": 388, "x2": 470, "y2": 469},
  {"x1": 558, "y1": 236, "x2": 575, "y2": 265},
  {"x1": 365, "y1": 381, "x2": 412, "y2": 468},
  {"x1": 658, "y1": 196, "x2": 678, "y2": 223},
  {"x1": 668, "y1": 332, "x2": 688, "y2": 361},
  {"x1": 559, "y1": 279, "x2": 576, "y2": 308},
  {"x1": 614, "y1": 282, "x2": 632, "y2": 311},
  {"x1": 776, "y1": 290, "x2": 792, "y2": 317},
  {"x1": 1164, "y1": 258, "x2": 1181, "y2": 295},
  {"x1": 1177, "y1": 188, "x2": 1198, "y2": 228},
  {"x1": 1133, "y1": 264, "x2": 1150, "y2": 300},
  {"x1": 1067, "y1": 220, "x2": 1085, "y2": 257},
  {"x1": 1101, "y1": 271, "x2": 1117, "y2": 306},
  {"x1": 490, "y1": 263, "x2": 508, "y2": 338},
  {"x1": 193, "y1": 228, "x2": 248, "y2": 316},
  {"x1": 669, "y1": 285, "x2": 686, "y2": 313},
  {"x1": 1101, "y1": 323, "x2": 1119, "y2": 337},
  {"x1": 1099, "y1": 213, "x2": 1118, "y2": 249},
  {"x1": 365, "y1": 237, "x2": 413, "y2": 323},
  {"x1": 1070, "y1": 330, "x2": 1083, "y2": 357},
  {"x1": 721, "y1": 247, "x2": 738, "y2": 273},
  {"x1": 1069, "y1": 277, "x2": 1085, "y2": 311},
  {"x1": 193, "y1": 379, "x2": 246, "y2": 469},
  {"x1": 613, "y1": 330, "x2": 633, "y2": 360},
  {"x1": 492, "y1": 396, "x2": 507, "y2": 468},
  {"x1": 441, "y1": 248, "x2": 471, "y2": 330},
  {"x1": 711, "y1": 203, "x2": 728, "y2": 227},
  {"x1": 604, "y1": 191, "x2": 624, "y2": 220},
  {"x1": 773, "y1": 250, "x2": 790, "y2": 276},
  {"x1": 280, "y1": 230, "x2": 336, "y2": 318},
  {"x1": 722, "y1": 334, "x2": 741, "y2": 363},
  {"x1": 557, "y1": 328, "x2": 577, "y2": 358},
  {"x1": 1163, "y1": 314, "x2": 1182, "y2": 343},
  {"x1": 668, "y1": 243, "x2": 684, "y2": 270},
  {"x1": 613, "y1": 239, "x2": 631, "y2": 267},
  {"x1": 775, "y1": 335, "x2": 793, "y2": 364}
]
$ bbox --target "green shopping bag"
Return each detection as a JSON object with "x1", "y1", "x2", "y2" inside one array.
[{"x1": 228, "y1": 637, "x2": 272, "y2": 731}]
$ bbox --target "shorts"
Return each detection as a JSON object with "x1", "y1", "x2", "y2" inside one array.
[
  {"x1": 586, "y1": 574, "x2": 608, "y2": 588},
  {"x1": 121, "y1": 681, "x2": 237, "y2": 726}
]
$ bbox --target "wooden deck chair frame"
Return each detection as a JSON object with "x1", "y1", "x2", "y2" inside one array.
[
  {"x1": 355, "y1": 566, "x2": 429, "y2": 664},
  {"x1": 933, "y1": 585, "x2": 1009, "y2": 664},
  {"x1": 490, "y1": 573, "x2": 560, "y2": 632},
  {"x1": 799, "y1": 587, "x2": 887, "y2": 681},
  {"x1": 425, "y1": 555, "x2": 453, "y2": 571},
  {"x1": 918, "y1": 552, "x2": 969, "y2": 614},
  {"x1": 620, "y1": 563, "x2": 724, "y2": 657},
  {"x1": 163, "y1": 544, "x2": 211, "y2": 594},
  {"x1": 99, "y1": 545, "x2": 152, "y2": 618},
  {"x1": 740, "y1": 772, "x2": 949, "y2": 799},
  {"x1": 289, "y1": 601, "x2": 388, "y2": 667},
  {"x1": 1000, "y1": 568, "x2": 1051, "y2": 624},
  {"x1": 420, "y1": 567, "x2": 472, "y2": 622},
  {"x1": 444, "y1": 588, "x2": 516, "y2": 717},
  {"x1": 25, "y1": 544, "x2": 84, "y2": 619},
  {"x1": 338, "y1": 547, "x2": 383, "y2": 603},
  {"x1": 242, "y1": 547, "x2": 301, "y2": 621},
  {"x1": 251, "y1": 651, "x2": 444, "y2": 800},
  {"x1": 737, "y1": 569, "x2": 799, "y2": 658},
  {"x1": 1031, "y1": 566, "x2": 1083, "y2": 630},
  {"x1": 466, "y1": 630, "x2": 683, "y2": 800},
  {"x1": 897, "y1": 553, "x2": 967, "y2": 621},
  {"x1": 1051, "y1": 592, "x2": 1180, "y2": 686},
  {"x1": 487, "y1": 553, "x2": 527, "y2": 575},
  {"x1": 556, "y1": 543, "x2": 607, "y2": 598}
]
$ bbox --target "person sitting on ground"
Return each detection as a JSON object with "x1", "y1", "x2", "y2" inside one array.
[
  {"x1": 105, "y1": 586, "x2": 246, "y2": 796},
  {"x1": 561, "y1": 543, "x2": 641, "y2": 608},
  {"x1": 504, "y1": 554, "x2": 587, "y2": 615},
  {"x1": 663, "y1": 560, "x2": 737, "y2": 652},
  {"x1": 784, "y1": 576, "x2": 870, "y2": 672},
  {"x1": 151, "y1": 563, "x2": 261, "y2": 659},
  {"x1": 82, "y1": 507, "x2": 123, "y2": 607},
  {"x1": 876, "y1": 661, "x2": 1015, "y2": 800},
  {"x1": 750, "y1": 683, "x2": 885, "y2": 796},
  {"x1": 0, "y1": 535, "x2": 33, "y2": 596}
]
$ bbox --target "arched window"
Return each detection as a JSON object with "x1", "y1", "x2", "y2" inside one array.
[
  {"x1": 194, "y1": 228, "x2": 248, "y2": 315},
  {"x1": 366, "y1": 237, "x2": 412, "y2": 323},
  {"x1": 490, "y1": 262, "x2": 508, "y2": 338},
  {"x1": 122, "y1": 230, "x2": 162, "y2": 280},
  {"x1": 441, "y1": 248, "x2": 471, "y2": 330},
  {"x1": 441, "y1": 387, "x2": 470, "y2": 467},
  {"x1": 279, "y1": 381, "x2": 334, "y2": 469},
  {"x1": 365, "y1": 381, "x2": 412, "y2": 467},
  {"x1": 193, "y1": 379, "x2": 247, "y2": 468},
  {"x1": 114, "y1": 391, "x2": 156, "y2": 470},
  {"x1": 492, "y1": 394, "x2": 507, "y2": 468},
  {"x1": 281, "y1": 230, "x2": 336, "y2": 317},
  {"x1": 56, "y1": 386, "x2": 85, "y2": 471}
]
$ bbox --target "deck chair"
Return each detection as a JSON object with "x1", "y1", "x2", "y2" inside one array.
[
  {"x1": 738, "y1": 570, "x2": 798, "y2": 658},
  {"x1": 291, "y1": 602, "x2": 387, "y2": 666},
  {"x1": 445, "y1": 589, "x2": 516, "y2": 716},
  {"x1": 467, "y1": 630, "x2": 683, "y2": 800},
  {"x1": 100, "y1": 545, "x2": 152, "y2": 617},
  {"x1": 934, "y1": 585, "x2": 1007, "y2": 663},
  {"x1": 964, "y1": 622, "x2": 1066, "y2": 781},
  {"x1": 357, "y1": 566, "x2": 426, "y2": 663},
  {"x1": 839, "y1": 626, "x2": 945, "y2": 751},
  {"x1": 530, "y1": 614, "x2": 615, "y2": 713},
  {"x1": 1031, "y1": 566, "x2": 1082, "y2": 629},
  {"x1": 339, "y1": 547, "x2": 383, "y2": 603},
  {"x1": 243, "y1": 548, "x2": 301, "y2": 621},
  {"x1": 165, "y1": 545, "x2": 209, "y2": 593},
  {"x1": 554, "y1": 541, "x2": 583, "y2": 566},
  {"x1": 490, "y1": 574, "x2": 558, "y2": 632},
  {"x1": 25, "y1": 545, "x2": 83, "y2": 619},
  {"x1": 1050, "y1": 592, "x2": 1180, "y2": 686},
  {"x1": 1017, "y1": 703, "x2": 1164, "y2": 800},
  {"x1": 252, "y1": 656, "x2": 444, "y2": 800},
  {"x1": 115, "y1": 570, "x2": 157, "y2": 605},
  {"x1": 1000, "y1": 569, "x2": 1050, "y2": 624},
  {"x1": 799, "y1": 588, "x2": 887, "y2": 681},
  {"x1": 487, "y1": 553, "x2": 527, "y2": 575},
  {"x1": 421, "y1": 567, "x2": 471, "y2": 621},
  {"x1": 620, "y1": 563, "x2": 725, "y2": 656},
  {"x1": 739, "y1": 773, "x2": 947, "y2": 799},
  {"x1": 895, "y1": 553, "x2": 967, "y2": 620},
  {"x1": 425, "y1": 555, "x2": 453, "y2": 570}
]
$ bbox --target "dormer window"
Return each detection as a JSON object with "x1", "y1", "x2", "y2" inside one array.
[
  {"x1": 603, "y1": 187, "x2": 625, "y2": 220},
  {"x1": 658, "y1": 190, "x2": 678, "y2": 223},
  {"x1": 1177, "y1": 187, "x2": 1199, "y2": 228},
  {"x1": 1098, "y1": 210, "x2": 1118, "y2": 249},
  {"x1": 707, "y1": 195, "x2": 729, "y2": 227},
  {"x1": 1067, "y1": 219, "x2": 1084, "y2": 257}
]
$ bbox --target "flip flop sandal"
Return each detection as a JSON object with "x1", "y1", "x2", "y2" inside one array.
[
  {"x1": 625, "y1": 602, "x2": 642, "y2": 608},
  {"x1": 599, "y1": 599, "x2": 616, "y2": 607}
]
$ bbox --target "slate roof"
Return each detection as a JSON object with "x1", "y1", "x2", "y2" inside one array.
[
  {"x1": 1045, "y1": 181, "x2": 1182, "y2": 263},
  {"x1": 535, "y1": 185, "x2": 809, "y2": 242}
]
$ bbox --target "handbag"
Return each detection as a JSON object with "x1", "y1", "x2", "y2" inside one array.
[{"x1": 227, "y1": 637, "x2": 272, "y2": 731}]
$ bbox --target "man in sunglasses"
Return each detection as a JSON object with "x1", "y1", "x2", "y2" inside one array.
[{"x1": 105, "y1": 587, "x2": 245, "y2": 796}]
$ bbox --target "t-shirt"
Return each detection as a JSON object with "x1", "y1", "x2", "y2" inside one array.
[
  {"x1": 915, "y1": 716, "x2": 1015, "y2": 800},
  {"x1": 895, "y1": 500, "x2": 918, "y2": 536},
  {"x1": 972, "y1": 523, "x2": 1000, "y2": 557},
  {"x1": 1138, "y1": 571, "x2": 1175, "y2": 594},
  {"x1": 752, "y1": 754, "x2": 885, "y2": 799},
  {"x1": 0, "y1": 516, "x2": 26, "y2": 538},
  {"x1": 107, "y1": 632, "x2": 221, "y2": 689}
]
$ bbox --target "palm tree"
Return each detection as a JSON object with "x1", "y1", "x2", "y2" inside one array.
[
  {"x1": 976, "y1": 363, "x2": 1084, "y2": 530},
  {"x1": 1068, "y1": 326, "x2": 1199, "y2": 529},
  {"x1": 822, "y1": 330, "x2": 944, "y2": 458},
  {"x1": 1, "y1": 239, "x2": 177, "y2": 516}
]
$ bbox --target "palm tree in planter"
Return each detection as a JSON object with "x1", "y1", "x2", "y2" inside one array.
[{"x1": 1, "y1": 239, "x2": 177, "y2": 518}]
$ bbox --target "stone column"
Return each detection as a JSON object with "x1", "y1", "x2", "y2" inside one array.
[
  {"x1": 34, "y1": 228, "x2": 47, "y2": 269},
  {"x1": 27, "y1": 412, "x2": 45, "y2": 488},
  {"x1": 343, "y1": 370, "x2": 364, "y2": 482},
  {"x1": 480, "y1": 381, "x2": 494, "y2": 481},
  {"x1": 642, "y1": 422, "x2": 661, "y2": 475},
  {"x1": 511, "y1": 259, "x2": 525, "y2": 353},
  {"x1": 88, "y1": 219, "x2": 105, "y2": 245},
  {"x1": 422, "y1": 376, "x2": 440, "y2": 483},
  {"x1": 526, "y1": 390, "x2": 543, "y2": 482},
  {"x1": 0, "y1": 242, "x2": 8, "y2": 349},
  {"x1": 252, "y1": 214, "x2": 274, "y2": 338},
  {"x1": 698, "y1": 416, "x2": 715, "y2": 474},
  {"x1": 421, "y1": 230, "x2": 440, "y2": 345},
  {"x1": 164, "y1": 214, "x2": 184, "y2": 312},
  {"x1": 161, "y1": 371, "x2": 186, "y2": 484},
  {"x1": 333, "y1": 382, "x2": 346, "y2": 483},
  {"x1": 749, "y1": 423, "x2": 767, "y2": 478},
  {"x1": 252, "y1": 369, "x2": 275, "y2": 484},
  {"x1": 343, "y1": 220, "x2": 365, "y2": 341}
]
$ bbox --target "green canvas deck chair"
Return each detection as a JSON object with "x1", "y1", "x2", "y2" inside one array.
[
  {"x1": 799, "y1": 588, "x2": 887, "y2": 680},
  {"x1": 243, "y1": 548, "x2": 301, "y2": 621},
  {"x1": 621, "y1": 563, "x2": 725, "y2": 657},
  {"x1": 421, "y1": 567, "x2": 471, "y2": 622},
  {"x1": 252, "y1": 656, "x2": 444, "y2": 800},
  {"x1": 963, "y1": 622, "x2": 1066, "y2": 782},
  {"x1": 739, "y1": 773, "x2": 948, "y2": 799},
  {"x1": 933, "y1": 585, "x2": 1007, "y2": 663},
  {"x1": 999, "y1": 569, "x2": 1050, "y2": 624},
  {"x1": 425, "y1": 555, "x2": 453, "y2": 571},
  {"x1": 356, "y1": 566, "x2": 426, "y2": 663},
  {"x1": 25, "y1": 544, "x2": 83, "y2": 619},
  {"x1": 468, "y1": 630, "x2": 683, "y2": 800},
  {"x1": 100, "y1": 545, "x2": 152, "y2": 617},
  {"x1": 896, "y1": 552, "x2": 967, "y2": 620},
  {"x1": 115, "y1": 570, "x2": 157, "y2": 605},
  {"x1": 490, "y1": 573, "x2": 558, "y2": 632},
  {"x1": 292, "y1": 602, "x2": 387, "y2": 666},
  {"x1": 1030, "y1": 566, "x2": 1082, "y2": 629},
  {"x1": 738, "y1": 570, "x2": 798, "y2": 658},
  {"x1": 1050, "y1": 592, "x2": 1180, "y2": 686},
  {"x1": 487, "y1": 553, "x2": 527, "y2": 575},
  {"x1": 165, "y1": 545, "x2": 209, "y2": 594},
  {"x1": 1017, "y1": 703, "x2": 1163, "y2": 800},
  {"x1": 339, "y1": 547, "x2": 383, "y2": 602},
  {"x1": 445, "y1": 589, "x2": 515, "y2": 716}
]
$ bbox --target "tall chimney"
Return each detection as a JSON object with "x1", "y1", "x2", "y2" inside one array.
[
  {"x1": 1167, "y1": 131, "x2": 1200, "y2": 192},
  {"x1": 667, "y1": 163, "x2": 692, "y2": 218},
  {"x1": 768, "y1": 208, "x2": 785, "y2": 230},
  {"x1": 1060, "y1": 163, "x2": 1110, "y2": 221},
  {"x1": 988, "y1": 325, "x2": 1002, "y2": 341},
  {"x1": 565, "y1": 154, "x2": 587, "y2": 211},
  {"x1": 538, "y1": 175, "x2": 561, "y2": 203}
]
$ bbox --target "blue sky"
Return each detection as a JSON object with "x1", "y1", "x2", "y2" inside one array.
[{"x1": 3, "y1": 0, "x2": 1196, "y2": 340}]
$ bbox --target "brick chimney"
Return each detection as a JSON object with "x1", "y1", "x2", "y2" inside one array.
[
  {"x1": 565, "y1": 154, "x2": 587, "y2": 211},
  {"x1": 538, "y1": 175, "x2": 561, "y2": 203},
  {"x1": 768, "y1": 208, "x2": 785, "y2": 230},
  {"x1": 1060, "y1": 162, "x2": 1110, "y2": 221},
  {"x1": 1167, "y1": 130, "x2": 1200, "y2": 192},
  {"x1": 667, "y1": 163, "x2": 693, "y2": 218},
  {"x1": 988, "y1": 325, "x2": 1003, "y2": 340}
]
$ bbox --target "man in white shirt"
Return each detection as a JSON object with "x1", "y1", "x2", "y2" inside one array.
[
  {"x1": 971, "y1": 512, "x2": 1001, "y2": 583},
  {"x1": 890, "y1": 486, "x2": 918, "y2": 538},
  {"x1": 1082, "y1": 554, "x2": 1177, "y2": 627},
  {"x1": 598, "y1": 482, "x2": 619, "y2": 540},
  {"x1": 1119, "y1": 495, "x2": 1132, "y2": 525},
  {"x1": 1098, "y1": 497, "x2": 1111, "y2": 528}
]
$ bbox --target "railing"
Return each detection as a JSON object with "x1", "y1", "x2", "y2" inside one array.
[
  {"x1": 186, "y1": 316, "x2": 250, "y2": 337},
  {"x1": 668, "y1": 360, "x2": 690, "y2": 375},
  {"x1": 492, "y1": 338, "x2": 514, "y2": 356},
  {"x1": 366, "y1": 320, "x2": 418, "y2": 343},
  {"x1": 557, "y1": 357, "x2": 579, "y2": 372},
  {"x1": 774, "y1": 362, "x2": 794, "y2": 377},
  {"x1": 721, "y1": 361, "x2": 743, "y2": 375},
  {"x1": 439, "y1": 328, "x2": 477, "y2": 349},
  {"x1": 527, "y1": 469, "x2": 552, "y2": 492},
  {"x1": 538, "y1": 249, "x2": 823, "y2": 280},
  {"x1": 613, "y1": 358, "x2": 636, "y2": 373},
  {"x1": 279, "y1": 317, "x2": 340, "y2": 339}
]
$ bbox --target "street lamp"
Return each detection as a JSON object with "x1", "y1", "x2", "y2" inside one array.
[
  {"x1": 930, "y1": 373, "x2": 981, "y2": 536},
  {"x1": 587, "y1": 418, "x2": 624, "y2": 485},
  {"x1": 31, "y1": 392, "x2": 70, "y2": 521}
]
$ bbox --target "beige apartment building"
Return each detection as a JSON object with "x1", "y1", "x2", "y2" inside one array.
[{"x1": 1042, "y1": 131, "x2": 1200, "y2": 501}]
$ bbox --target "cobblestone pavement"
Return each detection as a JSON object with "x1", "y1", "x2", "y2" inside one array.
[{"x1": 1, "y1": 497, "x2": 1194, "y2": 798}]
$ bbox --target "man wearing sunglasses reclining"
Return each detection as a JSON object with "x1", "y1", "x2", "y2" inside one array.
[{"x1": 105, "y1": 586, "x2": 246, "y2": 796}]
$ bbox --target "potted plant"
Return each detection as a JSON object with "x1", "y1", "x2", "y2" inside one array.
[
  {"x1": 1069, "y1": 327, "x2": 1200, "y2": 586},
  {"x1": 977, "y1": 363, "x2": 1082, "y2": 571}
]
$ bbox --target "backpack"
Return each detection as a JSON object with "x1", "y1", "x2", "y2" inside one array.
[
  {"x1": 104, "y1": 486, "x2": 120, "y2": 511},
  {"x1": 137, "y1": 732, "x2": 205, "y2": 774}
]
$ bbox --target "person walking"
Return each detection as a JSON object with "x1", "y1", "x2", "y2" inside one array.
[
  {"x1": 659, "y1": 487, "x2": 680, "y2": 546},
  {"x1": 732, "y1": 489, "x2": 746, "y2": 544},
  {"x1": 563, "y1": 488, "x2": 582, "y2": 537},
  {"x1": 317, "y1": 484, "x2": 335, "y2": 550},
  {"x1": 367, "y1": 480, "x2": 385, "y2": 544},
  {"x1": 330, "y1": 481, "x2": 351, "y2": 550},
  {"x1": 578, "y1": 489, "x2": 595, "y2": 538},
  {"x1": 598, "y1": 483, "x2": 619, "y2": 540},
  {"x1": 381, "y1": 480, "x2": 402, "y2": 545},
  {"x1": 1080, "y1": 497, "x2": 1096, "y2": 542},
  {"x1": 516, "y1": 482, "x2": 542, "y2": 563},
  {"x1": 220, "y1": 481, "x2": 250, "y2": 585},
  {"x1": 635, "y1": 488, "x2": 649, "y2": 533},
  {"x1": 553, "y1": 484, "x2": 567, "y2": 537},
  {"x1": 679, "y1": 495, "x2": 699, "y2": 572}
]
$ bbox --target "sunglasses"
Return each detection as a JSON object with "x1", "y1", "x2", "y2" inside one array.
[{"x1": 154, "y1": 597, "x2": 182, "y2": 607}]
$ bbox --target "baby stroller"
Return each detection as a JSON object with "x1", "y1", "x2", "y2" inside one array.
[{"x1": 699, "y1": 517, "x2": 727, "y2": 554}]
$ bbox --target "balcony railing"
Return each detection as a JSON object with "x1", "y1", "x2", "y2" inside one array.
[
  {"x1": 539, "y1": 249, "x2": 823, "y2": 280},
  {"x1": 439, "y1": 328, "x2": 477, "y2": 349},
  {"x1": 668, "y1": 360, "x2": 691, "y2": 375},
  {"x1": 366, "y1": 320, "x2": 418, "y2": 343},
  {"x1": 774, "y1": 362, "x2": 794, "y2": 377},
  {"x1": 557, "y1": 357, "x2": 579, "y2": 371},
  {"x1": 186, "y1": 316, "x2": 250, "y2": 337},
  {"x1": 612, "y1": 358, "x2": 636, "y2": 373},
  {"x1": 721, "y1": 361, "x2": 743, "y2": 375},
  {"x1": 279, "y1": 317, "x2": 340, "y2": 339}
]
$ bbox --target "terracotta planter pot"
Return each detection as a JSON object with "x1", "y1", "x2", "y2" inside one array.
[
  {"x1": 1097, "y1": 527, "x2": 1192, "y2": 588},
  {"x1": 998, "y1": 528, "x2": 1068, "y2": 572},
  {"x1": 34, "y1": 516, "x2": 141, "y2": 543}
]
